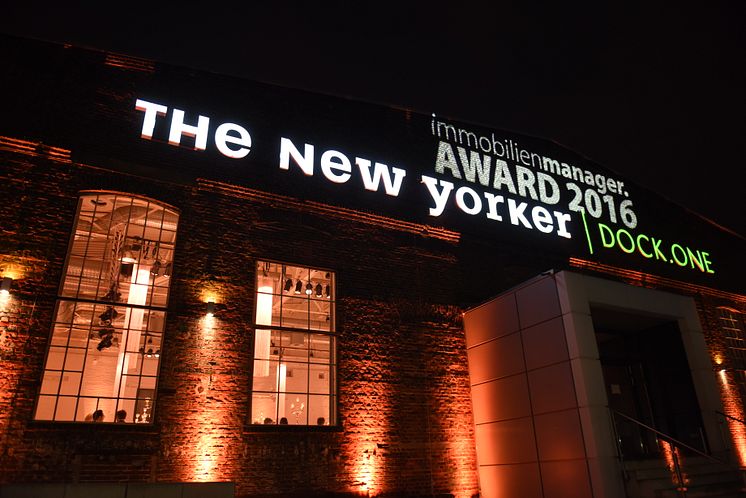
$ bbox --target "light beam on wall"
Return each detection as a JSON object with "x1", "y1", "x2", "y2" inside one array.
[{"x1": 717, "y1": 369, "x2": 746, "y2": 467}]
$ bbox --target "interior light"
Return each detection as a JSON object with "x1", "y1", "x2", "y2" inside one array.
[
  {"x1": 294, "y1": 280, "x2": 302, "y2": 294},
  {"x1": 325, "y1": 284, "x2": 331, "y2": 299},
  {"x1": 315, "y1": 283, "x2": 323, "y2": 297},
  {"x1": 305, "y1": 282, "x2": 313, "y2": 295},
  {"x1": 0, "y1": 277, "x2": 12, "y2": 296},
  {"x1": 284, "y1": 278, "x2": 293, "y2": 292},
  {"x1": 120, "y1": 244, "x2": 139, "y2": 264}
]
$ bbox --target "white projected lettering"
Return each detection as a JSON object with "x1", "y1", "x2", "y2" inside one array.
[
  {"x1": 278, "y1": 138, "x2": 407, "y2": 197},
  {"x1": 134, "y1": 99, "x2": 252, "y2": 159},
  {"x1": 430, "y1": 115, "x2": 637, "y2": 230},
  {"x1": 421, "y1": 175, "x2": 572, "y2": 238},
  {"x1": 132, "y1": 98, "x2": 657, "y2": 244}
]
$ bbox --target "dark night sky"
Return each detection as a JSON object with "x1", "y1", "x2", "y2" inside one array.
[{"x1": 2, "y1": 4, "x2": 744, "y2": 236}]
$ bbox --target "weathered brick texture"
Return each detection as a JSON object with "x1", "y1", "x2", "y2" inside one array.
[{"x1": 1, "y1": 152, "x2": 480, "y2": 497}]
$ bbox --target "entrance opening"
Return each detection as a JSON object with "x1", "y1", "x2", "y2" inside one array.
[{"x1": 593, "y1": 306, "x2": 706, "y2": 459}]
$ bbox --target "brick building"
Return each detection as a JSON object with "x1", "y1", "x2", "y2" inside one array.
[{"x1": 0, "y1": 34, "x2": 744, "y2": 498}]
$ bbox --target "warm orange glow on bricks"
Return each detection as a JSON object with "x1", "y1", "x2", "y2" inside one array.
[
  {"x1": 193, "y1": 429, "x2": 220, "y2": 481},
  {"x1": 352, "y1": 443, "x2": 378, "y2": 496},
  {"x1": 716, "y1": 369, "x2": 746, "y2": 467},
  {"x1": 343, "y1": 382, "x2": 391, "y2": 496},
  {"x1": 0, "y1": 268, "x2": 22, "y2": 281},
  {"x1": 659, "y1": 439, "x2": 688, "y2": 490},
  {"x1": 449, "y1": 436, "x2": 478, "y2": 498},
  {"x1": 201, "y1": 314, "x2": 216, "y2": 339}
]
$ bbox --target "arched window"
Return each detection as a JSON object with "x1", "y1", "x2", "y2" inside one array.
[{"x1": 35, "y1": 192, "x2": 179, "y2": 423}]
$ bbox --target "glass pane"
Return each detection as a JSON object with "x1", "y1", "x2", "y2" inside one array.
[
  {"x1": 96, "y1": 398, "x2": 118, "y2": 423},
  {"x1": 252, "y1": 360, "x2": 279, "y2": 391},
  {"x1": 253, "y1": 261, "x2": 335, "y2": 425},
  {"x1": 310, "y1": 298, "x2": 331, "y2": 331},
  {"x1": 55, "y1": 396, "x2": 77, "y2": 421},
  {"x1": 70, "y1": 326, "x2": 90, "y2": 346},
  {"x1": 254, "y1": 329, "x2": 272, "y2": 369},
  {"x1": 309, "y1": 395, "x2": 331, "y2": 425},
  {"x1": 139, "y1": 376, "x2": 156, "y2": 390},
  {"x1": 310, "y1": 334, "x2": 332, "y2": 363},
  {"x1": 134, "y1": 394, "x2": 154, "y2": 423},
  {"x1": 310, "y1": 364, "x2": 331, "y2": 394},
  {"x1": 118, "y1": 375, "x2": 141, "y2": 399},
  {"x1": 46, "y1": 347, "x2": 66, "y2": 370},
  {"x1": 59, "y1": 371, "x2": 82, "y2": 395},
  {"x1": 284, "y1": 362, "x2": 309, "y2": 395},
  {"x1": 281, "y1": 330, "x2": 308, "y2": 361},
  {"x1": 76, "y1": 398, "x2": 98, "y2": 421},
  {"x1": 50, "y1": 326, "x2": 70, "y2": 347},
  {"x1": 124, "y1": 352, "x2": 143, "y2": 374},
  {"x1": 115, "y1": 399, "x2": 136, "y2": 423},
  {"x1": 40, "y1": 371, "x2": 61, "y2": 395},
  {"x1": 35, "y1": 396, "x2": 56, "y2": 420},
  {"x1": 252, "y1": 393, "x2": 279, "y2": 425},
  {"x1": 283, "y1": 394, "x2": 308, "y2": 425},
  {"x1": 142, "y1": 357, "x2": 159, "y2": 376},
  {"x1": 282, "y1": 297, "x2": 308, "y2": 329},
  {"x1": 64, "y1": 347, "x2": 86, "y2": 371}
]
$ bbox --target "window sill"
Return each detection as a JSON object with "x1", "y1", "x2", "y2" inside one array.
[{"x1": 243, "y1": 423, "x2": 342, "y2": 433}]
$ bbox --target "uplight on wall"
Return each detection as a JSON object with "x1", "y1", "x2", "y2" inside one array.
[
  {"x1": 205, "y1": 301, "x2": 216, "y2": 317},
  {"x1": 0, "y1": 276, "x2": 12, "y2": 296}
]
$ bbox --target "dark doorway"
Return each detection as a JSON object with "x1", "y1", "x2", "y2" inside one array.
[{"x1": 593, "y1": 307, "x2": 706, "y2": 458}]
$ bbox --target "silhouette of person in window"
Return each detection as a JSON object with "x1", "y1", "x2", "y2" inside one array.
[
  {"x1": 317, "y1": 417, "x2": 325, "y2": 426},
  {"x1": 115, "y1": 409, "x2": 127, "y2": 423},
  {"x1": 279, "y1": 417, "x2": 288, "y2": 425},
  {"x1": 92, "y1": 409, "x2": 104, "y2": 422}
]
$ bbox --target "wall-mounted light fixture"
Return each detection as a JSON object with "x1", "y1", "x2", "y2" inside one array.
[
  {"x1": 206, "y1": 301, "x2": 216, "y2": 317},
  {"x1": 0, "y1": 277, "x2": 12, "y2": 296}
]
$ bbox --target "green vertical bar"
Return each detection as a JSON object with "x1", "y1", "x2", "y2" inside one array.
[{"x1": 581, "y1": 210, "x2": 594, "y2": 255}]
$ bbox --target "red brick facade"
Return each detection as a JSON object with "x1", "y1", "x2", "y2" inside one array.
[
  {"x1": 1, "y1": 34, "x2": 745, "y2": 498},
  {"x1": 0, "y1": 149, "x2": 480, "y2": 497}
]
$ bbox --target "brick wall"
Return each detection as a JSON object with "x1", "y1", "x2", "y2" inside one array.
[{"x1": 0, "y1": 150, "x2": 479, "y2": 497}]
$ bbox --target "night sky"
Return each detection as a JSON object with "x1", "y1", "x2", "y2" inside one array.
[{"x1": 2, "y1": 4, "x2": 744, "y2": 236}]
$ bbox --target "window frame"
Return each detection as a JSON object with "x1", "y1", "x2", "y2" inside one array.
[
  {"x1": 248, "y1": 259, "x2": 338, "y2": 429},
  {"x1": 33, "y1": 191, "x2": 179, "y2": 425}
]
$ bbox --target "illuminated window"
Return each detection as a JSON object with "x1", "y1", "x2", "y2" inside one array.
[
  {"x1": 34, "y1": 193, "x2": 179, "y2": 423},
  {"x1": 251, "y1": 261, "x2": 336, "y2": 426}
]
